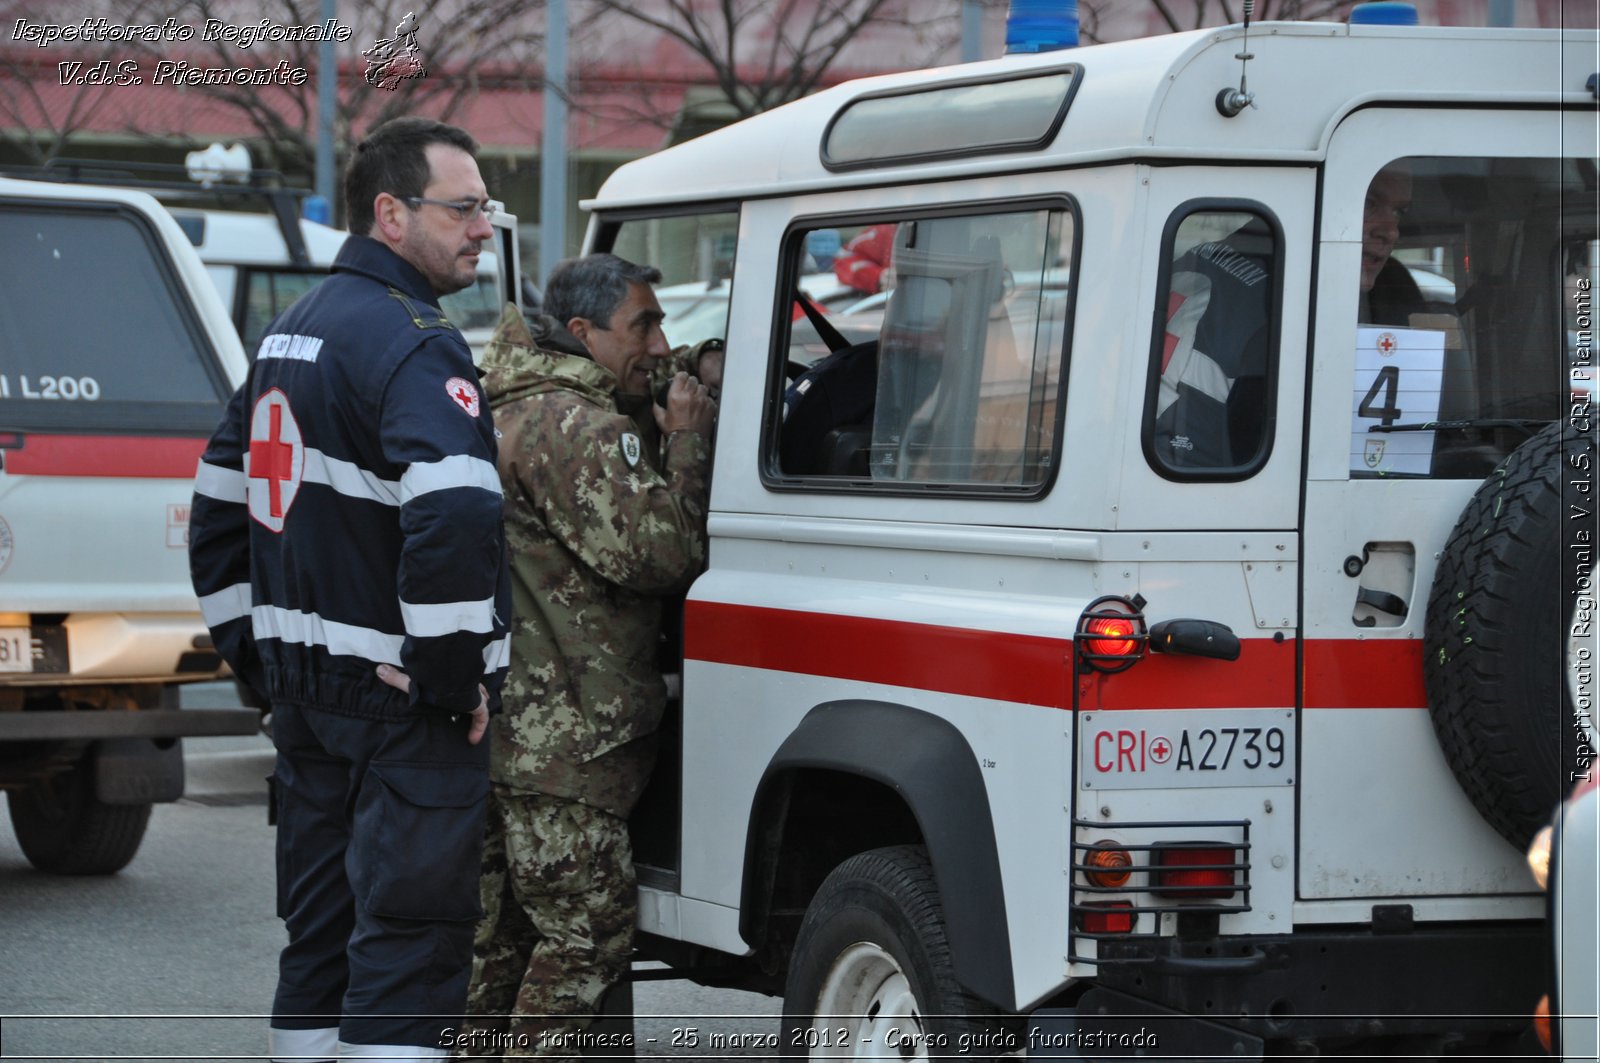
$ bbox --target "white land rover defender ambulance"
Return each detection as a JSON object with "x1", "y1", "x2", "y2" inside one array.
[
  {"x1": 585, "y1": 7, "x2": 1598, "y2": 1059},
  {"x1": 0, "y1": 176, "x2": 259, "y2": 874}
]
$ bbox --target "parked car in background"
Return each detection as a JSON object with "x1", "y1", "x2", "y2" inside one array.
[
  {"x1": 0, "y1": 158, "x2": 521, "y2": 361},
  {"x1": 169, "y1": 206, "x2": 514, "y2": 360},
  {"x1": 657, "y1": 273, "x2": 862, "y2": 352}
]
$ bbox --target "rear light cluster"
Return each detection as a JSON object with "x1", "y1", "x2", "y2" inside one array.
[
  {"x1": 1152, "y1": 843, "x2": 1239, "y2": 898},
  {"x1": 1068, "y1": 820, "x2": 1252, "y2": 955},
  {"x1": 1075, "y1": 596, "x2": 1147, "y2": 673},
  {"x1": 1078, "y1": 901, "x2": 1134, "y2": 935}
]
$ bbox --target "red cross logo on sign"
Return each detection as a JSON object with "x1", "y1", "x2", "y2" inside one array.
[
  {"x1": 1377, "y1": 332, "x2": 1398, "y2": 357},
  {"x1": 1149, "y1": 737, "x2": 1173, "y2": 764},
  {"x1": 446, "y1": 376, "x2": 480, "y2": 417},
  {"x1": 248, "y1": 389, "x2": 304, "y2": 533}
]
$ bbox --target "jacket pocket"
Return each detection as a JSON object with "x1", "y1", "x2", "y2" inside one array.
[{"x1": 355, "y1": 762, "x2": 489, "y2": 922}]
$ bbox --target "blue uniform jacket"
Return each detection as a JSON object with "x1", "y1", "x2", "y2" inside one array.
[{"x1": 189, "y1": 235, "x2": 511, "y2": 719}]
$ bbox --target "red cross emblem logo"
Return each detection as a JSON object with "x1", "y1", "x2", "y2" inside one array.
[
  {"x1": 1149, "y1": 736, "x2": 1173, "y2": 764},
  {"x1": 1377, "y1": 332, "x2": 1398, "y2": 357},
  {"x1": 446, "y1": 376, "x2": 480, "y2": 418},
  {"x1": 248, "y1": 389, "x2": 304, "y2": 533}
]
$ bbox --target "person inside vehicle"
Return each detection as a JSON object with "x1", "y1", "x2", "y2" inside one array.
[
  {"x1": 1359, "y1": 162, "x2": 1429, "y2": 326},
  {"x1": 1151, "y1": 215, "x2": 1275, "y2": 470}
]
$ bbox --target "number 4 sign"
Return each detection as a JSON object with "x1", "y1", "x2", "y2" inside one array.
[{"x1": 1349, "y1": 326, "x2": 1447, "y2": 475}]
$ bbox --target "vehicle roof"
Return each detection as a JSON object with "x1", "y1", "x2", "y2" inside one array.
[
  {"x1": 165, "y1": 207, "x2": 348, "y2": 267},
  {"x1": 590, "y1": 21, "x2": 1598, "y2": 210}
]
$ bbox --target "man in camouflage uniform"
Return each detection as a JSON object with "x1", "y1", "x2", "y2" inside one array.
[{"x1": 461, "y1": 254, "x2": 716, "y2": 1059}]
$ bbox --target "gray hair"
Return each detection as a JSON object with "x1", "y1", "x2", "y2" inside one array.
[{"x1": 545, "y1": 253, "x2": 663, "y2": 328}]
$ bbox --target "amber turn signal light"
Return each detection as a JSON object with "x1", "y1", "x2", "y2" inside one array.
[{"x1": 1084, "y1": 842, "x2": 1133, "y2": 888}]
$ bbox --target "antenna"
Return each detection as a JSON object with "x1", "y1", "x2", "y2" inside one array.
[{"x1": 1216, "y1": 0, "x2": 1257, "y2": 118}]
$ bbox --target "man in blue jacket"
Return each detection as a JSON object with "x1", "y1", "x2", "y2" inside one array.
[{"x1": 189, "y1": 117, "x2": 512, "y2": 1063}]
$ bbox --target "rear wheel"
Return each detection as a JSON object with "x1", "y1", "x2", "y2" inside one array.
[
  {"x1": 7, "y1": 759, "x2": 151, "y2": 874},
  {"x1": 782, "y1": 845, "x2": 1014, "y2": 1060}
]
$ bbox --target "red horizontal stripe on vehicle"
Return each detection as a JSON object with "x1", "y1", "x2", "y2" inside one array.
[
  {"x1": 687, "y1": 603, "x2": 1429, "y2": 711},
  {"x1": 685, "y1": 600, "x2": 1076, "y2": 707},
  {"x1": 1303, "y1": 638, "x2": 1426, "y2": 710},
  {"x1": 685, "y1": 601, "x2": 1298, "y2": 711},
  {"x1": 3, "y1": 435, "x2": 206, "y2": 478}
]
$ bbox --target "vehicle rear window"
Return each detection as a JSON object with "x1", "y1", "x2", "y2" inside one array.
[
  {"x1": 0, "y1": 201, "x2": 228, "y2": 434},
  {"x1": 1347, "y1": 156, "x2": 1593, "y2": 479}
]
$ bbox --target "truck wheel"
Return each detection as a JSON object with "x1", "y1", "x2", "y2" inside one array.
[
  {"x1": 782, "y1": 845, "x2": 1010, "y2": 1060},
  {"x1": 6, "y1": 761, "x2": 151, "y2": 874},
  {"x1": 1424, "y1": 419, "x2": 1596, "y2": 849}
]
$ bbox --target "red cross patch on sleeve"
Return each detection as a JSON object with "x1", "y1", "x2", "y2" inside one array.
[{"x1": 446, "y1": 377, "x2": 481, "y2": 417}]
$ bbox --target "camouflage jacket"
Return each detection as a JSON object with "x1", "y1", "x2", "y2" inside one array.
[{"x1": 480, "y1": 307, "x2": 711, "y2": 814}]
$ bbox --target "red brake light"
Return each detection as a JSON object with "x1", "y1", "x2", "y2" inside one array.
[
  {"x1": 1152, "y1": 844, "x2": 1237, "y2": 898},
  {"x1": 1533, "y1": 995, "x2": 1552, "y2": 1053},
  {"x1": 1085, "y1": 616, "x2": 1138, "y2": 658},
  {"x1": 1078, "y1": 901, "x2": 1135, "y2": 934},
  {"x1": 1076, "y1": 596, "x2": 1147, "y2": 673}
]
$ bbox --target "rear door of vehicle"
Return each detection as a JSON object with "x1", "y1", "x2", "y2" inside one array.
[{"x1": 1298, "y1": 107, "x2": 1597, "y2": 902}]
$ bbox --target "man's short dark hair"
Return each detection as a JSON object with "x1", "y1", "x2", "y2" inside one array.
[
  {"x1": 344, "y1": 117, "x2": 479, "y2": 236},
  {"x1": 545, "y1": 253, "x2": 663, "y2": 329}
]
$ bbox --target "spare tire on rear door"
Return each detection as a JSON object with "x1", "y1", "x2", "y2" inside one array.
[{"x1": 1424, "y1": 418, "x2": 1596, "y2": 849}]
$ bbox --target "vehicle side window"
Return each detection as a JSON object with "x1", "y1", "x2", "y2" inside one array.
[
  {"x1": 772, "y1": 204, "x2": 1075, "y2": 494},
  {"x1": 0, "y1": 202, "x2": 228, "y2": 433},
  {"x1": 1348, "y1": 156, "x2": 1592, "y2": 479},
  {"x1": 609, "y1": 211, "x2": 742, "y2": 350},
  {"x1": 438, "y1": 270, "x2": 504, "y2": 332},
  {"x1": 242, "y1": 262, "x2": 503, "y2": 359},
  {"x1": 1144, "y1": 206, "x2": 1280, "y2": 479},
  {"x1": 241, "y1": 270, "x2": 324, "y2": 356}
]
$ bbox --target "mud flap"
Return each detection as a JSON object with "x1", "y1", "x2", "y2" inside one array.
[
  {"x1": 93, "y1": 737, "x2": 184, "y2": 804},
  {"x1": 1028, "y1": 987, "x2": 1263, "y2": 1060}
]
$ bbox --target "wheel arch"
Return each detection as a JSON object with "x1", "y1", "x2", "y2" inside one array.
[{"x1": 740, "y1": 699, "x2": 1016, "y2": 1011}]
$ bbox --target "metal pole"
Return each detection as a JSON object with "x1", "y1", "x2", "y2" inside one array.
[
  {"x1": 315, "y1": 0, "x2": 337, "y2": 217},
  {"x1": 961, "y1": 0, "x2": 984, "y2": 63},
  {"x1": 540, "y1": 0, "x2": 569, "y2": 286}
]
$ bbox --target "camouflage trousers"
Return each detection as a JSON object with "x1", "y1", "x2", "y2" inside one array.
[{"x1": 457, "y1": 788, "x2": 635, "y2": 1062}]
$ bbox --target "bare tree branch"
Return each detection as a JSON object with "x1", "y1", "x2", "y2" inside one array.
[
  {"x1": 103, "y1": 0, "x2": 543, "y2": 176},
  {"x1": 0, "y1": 0, "x2": 169, "y2": 163},
  {"x1": 581, "y1": 0, "x2": 958, "y2": 125}
]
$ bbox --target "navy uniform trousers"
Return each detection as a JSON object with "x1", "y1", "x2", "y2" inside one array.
[{"x1": 269, "y1": 701, "x2": 490, "y2": 1062}]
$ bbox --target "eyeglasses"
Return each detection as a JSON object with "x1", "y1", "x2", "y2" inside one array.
[{"x1": 402, "y1": 196, "x2": 496, "y2": 223}]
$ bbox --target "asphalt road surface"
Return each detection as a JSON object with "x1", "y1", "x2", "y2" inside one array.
[{"x1": 0, "y1": 693, "x2": 781, "y2": 1062}]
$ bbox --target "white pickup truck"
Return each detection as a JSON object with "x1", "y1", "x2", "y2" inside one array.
[{"x1": 0, "y1": 175, "x2": 259, "y2": 874}]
